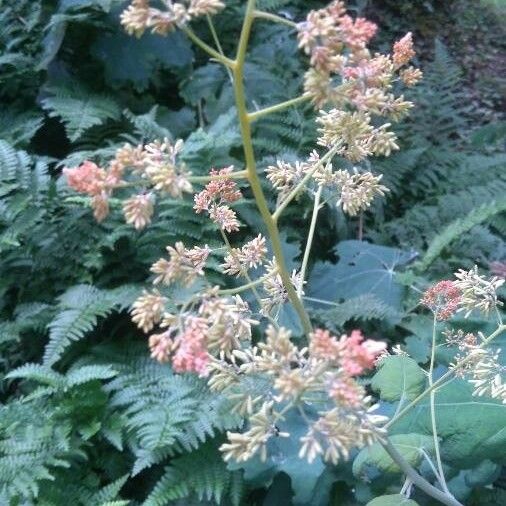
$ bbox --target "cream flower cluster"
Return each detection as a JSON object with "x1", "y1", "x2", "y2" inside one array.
[
  {"x1": 63, "y1": 138, "x2": 192, "y2": 227},
  {"x1": 121, "y1": 0, "x2": 225, "y2": 37}
]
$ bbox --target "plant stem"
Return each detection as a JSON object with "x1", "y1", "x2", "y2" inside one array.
[
  {"x1": 232, "y1": 0, "x2": 312, "y2": 335},
  {"x1": 189, "y1": 170, "x2": 248, "y2": 183},
  {"x1": 428, "y1": 316, "x2": 449, "y2": 493},
  {"x1": 218, "y1": 273, "x2": 273, "y2": 295},
  {"x1": 298, "y1": 185, "x2": 322, "y2": 298},
  {"x1": 206, "y1": 14, "x2": 234, "y2": 83},
  {"x1": 380, "y1": 439, "x2": 463, "y2": 506},
  {"x1": 385, "y1": 323, "x2": 506, "y2": 428},
  {"x1": 248, "y1": 95, "x2": 310, "y2": 122},
  {"x1": 181, "y1": 26, "x2": 235, "y2": 68},
  {"x1": 253, "y1": 9, "x2": 297, "y2": 28},
  {"x1": 272, "y1": 145, "x2": 338, "y2": 222}
]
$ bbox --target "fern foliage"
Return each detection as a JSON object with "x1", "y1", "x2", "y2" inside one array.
[{"x1": 41, "y1": 84, "x2": 122, "y2": 142}]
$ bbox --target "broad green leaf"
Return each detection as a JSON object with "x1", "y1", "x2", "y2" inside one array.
[
  {"x1": 390, "y1": 379, "x2": 506, "y2": 468},
  {"x1": 371, "y1": 355, "x2": 426, "y2": 402},
  {"x1": 91, "y1": 8, "x2": 193, "y2": 90},
  {"x1": 353, "y1": 434, "x2": 434, "y2": 478},
  {"x1": 308, "y1": 241, "x2": 415, "y2": 311},
  {"x1": 366, "y1": 495, "x2": 420, "y2": 506}
]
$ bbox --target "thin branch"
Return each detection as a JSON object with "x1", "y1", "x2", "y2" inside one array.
[
  {"x1": 272, "y1": 145, "x2": 339, "y2": 222},
  {"x1": 253, "y1": 9, "x2": 297, "y2": 28},
  {"x1": 218, "y1": 273, "x2": 273, "y2": 295},
  {"x1": 298, "y1": 185, "x2": 322, "y2": 298},
  {"x1": 206, "y1": 14, "x2": 234, "y2": 83},
  {"x1": 181, "y1": 26, "x2": 236, "y2": 68},
  {"x1": 380, "y1": 439, "x2": 463, "y2": 506},
  {"x1": 188, "y1": 170, "x2": 248, "y2": 184},
  {"x1": 248, "y1": 95, "x2": 310, "y2": 122},
  {"x1": 429, "y1": 316, "x2": 449, "y2": 492},
  {"x1": 232, "y1": 0, "x2": 312, "y2": 334}
]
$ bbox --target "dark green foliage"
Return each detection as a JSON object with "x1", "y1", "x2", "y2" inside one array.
[{"x1": 0, "y1": 0, "x2": 504, "y2": 504}]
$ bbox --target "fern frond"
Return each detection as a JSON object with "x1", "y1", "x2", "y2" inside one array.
[
  {"x1": 44, "y1": 285, "x2": 140, "y2": 366},
  {"x1": 143, "y1": 441, "x2": 243, "y2": 506},
  {"x1": 418, "y1": 199, "x2": 506, "y2": 271},
  {"x1": 41, "y1": 84, "x2": 121, "y2": 142}
]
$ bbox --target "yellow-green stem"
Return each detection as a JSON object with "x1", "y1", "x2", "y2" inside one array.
[
  {"x1": 429, "y1": 316, "x2": 449, "y2": 492},
  {"x1": 248, "y1": 95, "x2": 310, "y2": 122},
  {"x1": 181, "y1": 26, "x2": 235, "y2": 68},
  {"x1": 189, "y1": 170, "x2": 248, "y2": 183},
  {"x1": 218, "y1": 273, "x2": 273, "y2": 295},
  {"x1": 272, "y1": 145, "x2": 338, "y2": 222},
  {"x1": 298, "y1": 185, "x2": 322, "y2": 298},
  {"x1": 253, "y1": 9, "x2": 297, "y2": 28},
  {"x1": 232, "y1": 0, "x2": 312, "y2": 335},
  {"x1": 206, "y1": 14, "x2": 234, "y2": 82}
]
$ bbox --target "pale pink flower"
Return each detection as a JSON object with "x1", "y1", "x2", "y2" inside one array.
[
  {"x1": 421, "y1": 280, "x2": 462, "y2": 320},
  {"x1": 123, "y1": 193, "x2": 154, "y2": 230},
  {"x1": 149, "y1": 332, "x2": 173, "y2": 363},
  {"x1": 172, "y1": 316, "x2": 210, "y2": 376},
  {"x1": 328, "y1": 374, "x2": 364, "y2": 409},
  {"x1": 339, "y1": 330, "x2": 386, "y2": 376},
  {"x1": 151, "y1": 242, "x2": 210, "y2": 286},
  {"x1": 63, "y1": 161, "x2": 106, "y2": 196},
  {"x1": 310, "y1": 328, "x2": 385, "y2": 376},
  {"x1": 339, "y1": 15, "x2": 377, "y2": 49},
  {"x1": 208, "y1": 204, "x2": 240, "y2": 232},
  {"x1": 393, "y1": 32, "x2": 415, "y2": 67},
  {"x1": 91, "y1": 193, "x2": 110, "y2": 222},
  {"x1": 131, "y1": 289, "x2": 167, "y2": 333}
]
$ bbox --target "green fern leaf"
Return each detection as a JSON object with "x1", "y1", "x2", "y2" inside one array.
[
  {"x1": 41, "y1": 84, "x2": 121, "y2": 142},
  {"x1": 418, "y1": 199, "x2": 506, "y2": 271}
]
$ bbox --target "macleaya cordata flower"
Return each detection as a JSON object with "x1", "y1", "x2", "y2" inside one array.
[
  {"x1": 400, "y1": 66, "x2": 423, "y2": 87},
  {"x1": 420, "y1": 280, "x2": 462, "y2": 321},
  {"x1": 120, "y1": 0, "x2": 225, "y2": 37},
  {"x1": 334, "y1": 169, "x2": 388, "y2": 216},
  {"x1": 221, "y1": 234, "x2": 267, "y2": 276},
  {"x1": 213, "y1": 325, "x2": 387, "y2": 465},
  {"x1": 444, "y1": 329, "x2": 506, "y2": 404},
  {"x1": 141, "y1": 138, "x2": 193, "y2": 197},
  {"x1": 260, "y1": 261, "x2": 302, "y2": 314},
  {"x1": 297, "y1": 2, "x2": 420, "y2": 115},
  {"x1": 194, "y1": 167, "x2": 243, "y2": 232},
  {"x1": 200, "y1": 292, "x2": 257, "y2": 354},
  {"x1": 316, "y1": 109, "x2": 401, "y2": 163},
  {"x1": 454, "y1": 265, "x2": 504, "y2": 317},
  {"x1": 123, "y1": 193, "x2": 154, "y2": 230},
  {"x1": 310, "y1": 328, "x2": 386, "y2": 376},
  {"x1": 171, "y1": 316, "x2": 210, "y2": 376},
  {"x1": 151, "y1": 242, "x2": 210, "y2": 286},
  {"x1": 221, "y1": 402, "x2": 288, "y2": 462},
  {"x1": 393, "y1": 32, "x2": 416, "y2": 68},
  {"x1": 131, "y1": 290, "x2": 167, "y2": 333},
  {"x1": 63, "y1": 138, "x2": 192, "y2": 226}
]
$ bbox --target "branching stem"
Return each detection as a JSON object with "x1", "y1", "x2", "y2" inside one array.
[
  {"x1": 380, "y1": 438, "x2": 463, "y2": 506},
  {"x1": 248, "y1": 95, "x2": 310, "y2": 122},
  {"x1": 429, "y1": 316, "x2": 449, "y2": 492},
  {"x1": 273, "y1": 145, "x2": 339, "y2": 222},
  {"x1": 232, "y1": 0, "x2": 312, "y2": 334},
  {"x1": 298, "y1": 185, "x2": 322, "y2": 298},
  {"x1": 253, "y1": 10, "x2": 297, "y2": 28},
  {"x1": 181, "y1": 26, "x2": 235, "y2": 68}
]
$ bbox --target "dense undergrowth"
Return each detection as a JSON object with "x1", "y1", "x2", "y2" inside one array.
[{"x1": 0, "y1": 1, "x2": 505, "y2": 505}]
